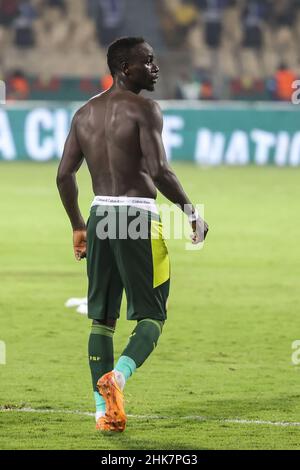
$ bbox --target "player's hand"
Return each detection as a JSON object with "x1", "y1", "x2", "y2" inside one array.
[
  {"x1": 190, "y1": 218, "x2": 209, "y2": 244},
  {"x1": 73, "y1": 230, "x2": 87, "y2": 260}
]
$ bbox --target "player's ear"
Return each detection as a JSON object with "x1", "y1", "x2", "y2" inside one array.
[{"x1": 121, "y1": 61, "x2": 130, "y2": 76}]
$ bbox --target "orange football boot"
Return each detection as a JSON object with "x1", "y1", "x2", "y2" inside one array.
[
  {"x1": 97, "y1": 371, "x2": 126, "y2": 432},
  {"x1": 95, "y1": 415, "x2": 125, "y2": 433},
  {"x1": 95, "y1": 416, "x2": 113, "y2": 432}
]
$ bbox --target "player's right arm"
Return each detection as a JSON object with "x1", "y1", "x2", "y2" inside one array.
[
  {"x1": 139, "y1": 99, "x2": 209, "y2": 242},
  {"x1": 56, "y1": 111, "x2": 86, "y2": 260}
]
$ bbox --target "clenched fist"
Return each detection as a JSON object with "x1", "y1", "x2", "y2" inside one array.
[{"x1": 73, "y1": 230, "x2": 87, "y2": 260}]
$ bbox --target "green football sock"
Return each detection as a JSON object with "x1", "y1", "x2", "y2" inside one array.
[
  {"x1": 114, "y1": 355, "x2": 137, "y2": 381},
  {"x1": 115, "y1": 319, "x2": 163, "y2": 382},
  {"x1": 88, "y1": 324, "x2": 115, "y2": 413}
]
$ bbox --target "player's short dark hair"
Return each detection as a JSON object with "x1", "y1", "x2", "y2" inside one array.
[{"x1": 107, "y1": 37, "x2": 146, "y2": 77}]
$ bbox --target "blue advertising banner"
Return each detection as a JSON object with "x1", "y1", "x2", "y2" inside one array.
[{"x1": 1, "y1": 101, "x2": 300, "y2": 165}]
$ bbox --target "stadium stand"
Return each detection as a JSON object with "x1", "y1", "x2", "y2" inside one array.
[{"x1": 1, "y1": 0, "x2": 300, "y2": 100}]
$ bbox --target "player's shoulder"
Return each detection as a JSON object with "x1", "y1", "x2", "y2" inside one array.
[
  {"x1": 71, "y1": 98, "x2": 95, "y2": 125},
  {"x1": 135, "y1": 95, "x2": 161, "y2": 112},
  {"x1": 72, "y1": 102, "x2": 88, "y2": 122},
  {"x1": 130, "y1": 95, "x2": 162, "y2": 124}
]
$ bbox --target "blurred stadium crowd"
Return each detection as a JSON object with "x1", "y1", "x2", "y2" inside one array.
[{"x1": 1, "y1": 0, "x2": 300, "y2": 101}]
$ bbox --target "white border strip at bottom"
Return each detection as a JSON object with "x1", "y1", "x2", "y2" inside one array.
[{"x1": 1, "y1": 407, "x2": 300, "y2": 428}]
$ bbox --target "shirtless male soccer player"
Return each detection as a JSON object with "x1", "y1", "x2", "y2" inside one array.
[{"x1": 57, "y1": 37, "x2": 209, "y2": 433}]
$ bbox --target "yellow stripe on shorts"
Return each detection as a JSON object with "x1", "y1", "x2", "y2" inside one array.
[{"x1": 151, "y1": 220, "x2": 170, "y2": 288}]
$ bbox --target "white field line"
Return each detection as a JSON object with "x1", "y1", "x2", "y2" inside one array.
[{"x1": 1, "y1": 407, "x2": 300, "y2": 428}]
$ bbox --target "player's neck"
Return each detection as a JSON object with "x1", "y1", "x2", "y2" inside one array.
[{"x1": 112, "y1": 76, "x2": 141, "y2": 95}]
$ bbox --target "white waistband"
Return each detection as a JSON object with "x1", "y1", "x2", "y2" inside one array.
[{"x1": 91, "y1": 196, "x2": 159, "y2": 214}]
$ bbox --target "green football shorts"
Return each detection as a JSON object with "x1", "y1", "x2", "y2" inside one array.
[{"x1": 86, "y1": 198, "x2": 170, "y2": 322}]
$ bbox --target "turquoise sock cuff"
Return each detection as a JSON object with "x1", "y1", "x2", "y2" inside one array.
[
  {"x1": 94, "y1": 391, "x2": 106, "y2": 413},
  {"x1": 115, "y1": 355, "x2": 137, "y2": 381}
]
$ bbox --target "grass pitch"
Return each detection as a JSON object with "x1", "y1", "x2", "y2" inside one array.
[{"x1": 1, "y1": 162, "x2": 300, "y2": 450}]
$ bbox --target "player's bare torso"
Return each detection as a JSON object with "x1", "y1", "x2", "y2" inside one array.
[{"x1": 75, "y1": 89, "x2": 158, "y2": 199}]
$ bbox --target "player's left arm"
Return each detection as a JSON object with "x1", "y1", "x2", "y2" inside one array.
[
  {"x1": 56, "y1": 112, "x2": 86, "y2": 260},
  {"x1": 139, "y1": 100, "x2": 209, "y2": 243}
]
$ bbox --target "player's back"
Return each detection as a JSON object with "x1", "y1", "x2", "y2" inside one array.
[{"x1": 76, "y1": 89, "x2": 157, "y2": 199}]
